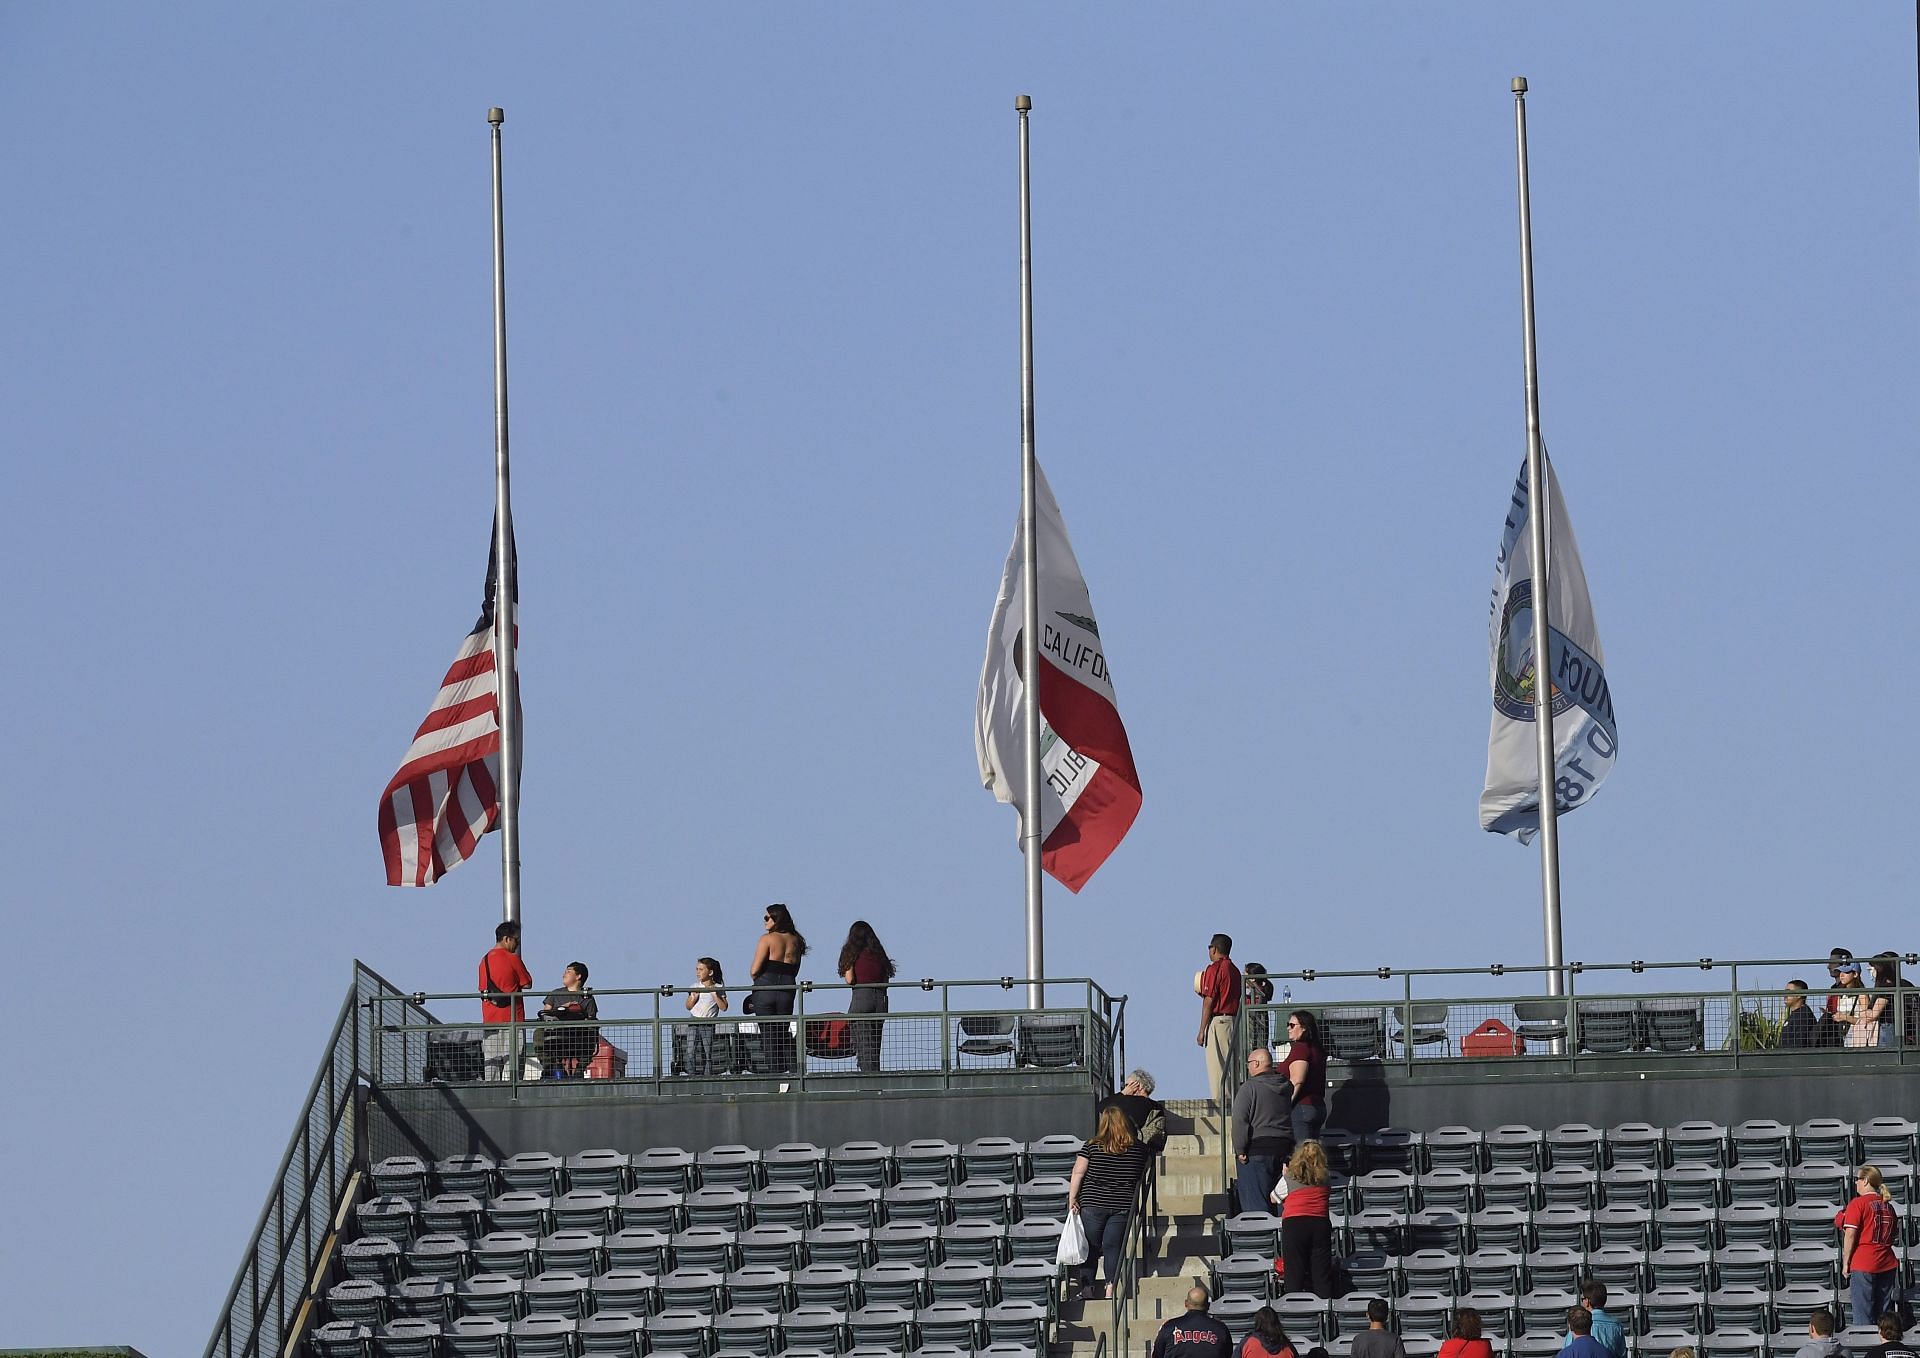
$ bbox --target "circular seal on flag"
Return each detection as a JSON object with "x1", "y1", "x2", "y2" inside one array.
[{"x1": 1493, "y1": 581, "x2": 1573, "y2": 722}]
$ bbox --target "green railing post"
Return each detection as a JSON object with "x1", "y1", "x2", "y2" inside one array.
[
  {"x1": 1403, "y1": 968, "x2": 1415, "y2": 1077},
  {"x1": 1730, "y1": 963, "x2": 1743, "y2": 1063}
]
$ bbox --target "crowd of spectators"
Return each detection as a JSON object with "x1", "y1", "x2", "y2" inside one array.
[{"x1": 1781, "y1": 947, "x2": 1917, "y2": 1048}]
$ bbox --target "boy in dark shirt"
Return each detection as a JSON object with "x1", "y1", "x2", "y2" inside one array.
[
  {"x1": 1349, "y1": 1298, "x2": 1408, "y2": 1358},
  {"x1": 1866, "y1": 1315, "x2": 1918, "y2": 1358},
  {"x1": 1561, "y1": 1307, "x2": 1611, "y2": 1358}
]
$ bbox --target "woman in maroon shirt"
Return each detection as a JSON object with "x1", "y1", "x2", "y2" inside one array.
[
  {"x1": 1282, "y1": 1010, "x2": 1328, "y2": 1146},
  {"x1": 837, "y1": 920, "x2": 896, "y2": 1073}
]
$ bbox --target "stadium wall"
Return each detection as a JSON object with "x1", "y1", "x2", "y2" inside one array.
[{"x1": 1326, "y1": 1054, "x2": 1920, "y2": 1132}]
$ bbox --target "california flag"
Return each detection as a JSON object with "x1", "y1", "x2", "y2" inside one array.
[
  {"x1": 975, "y1": 462, "x2": 1142, "y2": 891},
  {"x1": 1479, "y1": 452, "x2": 1618, "y2": 841}
]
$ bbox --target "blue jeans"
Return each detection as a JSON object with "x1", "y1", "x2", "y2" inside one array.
[
  {"x1": 1850, "y1": 1268, "x2": 1897, "y2": 1327},
  {"x1": 1236, "y1": 1155, "x2": 1282, "y2": 1215},
  {"x1": 1292, "y1": 1101, "x2": 1324, "y2": 1148},
  {"x1": 1077, "y1": 1205, "x2": 1131, "y2": 1290}
]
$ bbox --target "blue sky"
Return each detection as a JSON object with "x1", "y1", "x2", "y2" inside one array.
[{"x1": 3, "y1": 5, "x2": 1916, "y2": 1351}]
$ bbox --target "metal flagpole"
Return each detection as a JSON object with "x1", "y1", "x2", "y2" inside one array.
[
  {"x1": 1512, "y1": 78, "x2": 1564, "y2": 998},
  {"x1": 1016, "y1": 94, "x2": 1045, "y2": 1010},
  {"x1": 489, "y1": 106, "x2": 523, "y2": 929}
]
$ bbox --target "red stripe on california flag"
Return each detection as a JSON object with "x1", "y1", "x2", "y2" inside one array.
[{"x1": 1035, "y1": 656, "x2": 1141, "y2": 892}]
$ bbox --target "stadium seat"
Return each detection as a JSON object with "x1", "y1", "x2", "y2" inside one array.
[
  {"x1": 1775, "y1": 1243, "x2": 1838, "y2": 1289},
  {"x1": 1517, "y1": 1288, "x2": 1575, "y2": 1336},
  {"x1": 646, "y1": 1310, "x2": 713, "y2": 1358},
  {"x1": 1644, "y1": 1286, "x2": 1707, "y2": 1333},
  {"x1": 620, "y1": 1188, "x2": 686, "y2": 1234},
  {"x1": 883, "y1": 1182, "x2": 951, "y2": 1226},
  {"x1": 747, "y1": 1188, "x2": 817, "y2": 1232},
  {"x1": 819, "y1": 1184, "x2": 883, "y2": 1227},
  {"x1": 1511, "y1": 1003, "x2": 1569, "y2": 1050},
  {"x1": 915, "y1": 1301, "x2": 983, "y2": 1348},
  {"x1": 993, "y1": 1259, "x2": 1060, "y2": 1315},
  {"x1": 1655, "y1": 1204, "x2": 1718, "y2": 1251},
  {"x1": 1366, "y1": 1130, "x2": 1424, "y2": 1174},
  {"x1": 738, "y1": 1223, "x2": 807, "y2": 1269},
  {"x1": 1608, "y1": 1124, "x2": 1668, "y2": 1170},
  {"x1": 576, "y1": 1311, "x2": 647, "y2": 1358},
  {"x1": 390, "y1": 1278, "x2": 458, "y2": 1327},
  {"x1": 791, "y1": 1264, "x2": 861, "y2": 1311},
  {"x1": 565, "y1": 1150, "x2": 633, "y2": 1196},
  {"x1": 1594, "y1": 1206, "x2": 1653, "y2": 1251},
  {"x1": 553, "y1": 1190, "x2": 621, "y2": 1236},
  {"x1": 1702, "y1": 1329, "x2": 1768, "y2": 1358},
  {"x1": 1512, "y1": 1337, "x2": 1561, "y2": 1358},
  {"x1": 1725, "y1": 1164, "x2": 1787, "y2": 1208},
  {"x1": 859, "y1": 1264, "x2": 928, "y2": 1309},
  {"x1": 1644, "y1": 1003, "x2": 1706, "y2": 1054},
  {"x1": 1022, "y1": 1136, "x2": 1082, "y2": 1180},
  {"x1": 436, "y1": 1155, "x2": 499, "y2": 1199},
  {"x1": 1418, "y1": 1170, "x2": 1477, "y2": 1217},
  {"x1": 805, "y1": 1225, "x2": 874, "y2": 1270},
  {"x1": 698, "y1": 1146, "x2": 765, "y2": 1193},
  {"x1": 983, "y1": 1300, "x2": 1049, "y2": 1351},
  {"x1": 1540, "y1": 1168, "x2": 1597, "y2": 1212},
  {"x1": 539, "y1": 1229, "x2": 604, "y2": 1275},
  {"x1": 1648, "y1": 1244, "x2": 1711, "y2": 1291},
  {"x1": 942, "y1": 1219, "x2": 1009, "y2": 1264},
  {"x1": 454, "y1": 1274, "x2": 524, "y2": 1323},
  {"x1": 522, "y1": 1271, "x2": 590, "y2": 1320},
  {"x1": 686, "y1": 1186, "x2": 751, "y2": 1231},
  {"x1": 1343, "y1": 1253, "x2": 1394, "y2": 1298},
  {"x1": 1223, "y1": 1212, "x2": 1284, "y2": 1258},
  {"x1": 1781, "y1": 1203, "x2": 1837, "y2": 1246},
  {"x1": 308, "y1": 1320, "x2": 373, "y2": 1358},
  {"x1": 1718, "y1": 1206, "x2": 1781, "y2": 1250},
  {"x1": 485, "y1": 1191, "x2": 551, "y2": 1236},
  {"x1": 1711, "y1": 1246, "x2": 1776, "y2": 1292},
  {"x1": 1641, "y1": 1328, "x2": 1701, "y2": 1357},
  {"x1": 405, "y1": 1234, "x2": 472, "y2": 1282},
  {"x1": 1707, "y1": 1286, "x2": 1771, "y2": 1334},
  {"x1": 471, "y1": 1233, "x2": 539, "y2": 1281},
  {"x1": 1213, "y1": 1253, "x2": 1276, "y2": 1301},
  {"x1": 1477, "y1": 1171, "x2": 1538, "y2": 1214},
  {"x1": 927, "y1": 1260, "x2": 997, "y2": 1308},
  {"x1": 1770, "y1": 1285, "x2": 1832, "y2": 1334},
  {"x1": 1457, "y1": 1290, "x2": 1517, "y2": 1338},
  {"x1": 357, "y1": 1197, "x2": 419, "y2": 1246},
  {"x1": 659, "y1": 1267, "x2": 727, "y2": 1314},
  {"x1": 634, "y1": 1149, "x2": 698, "y2": 1194},
  {"x1": 1575, "y1": 1003, "x2": 1638, "y2": 1054},
  {"x1": 328, "y1": 1279, "x2": 390, "y2": 1327},
  {"x1": 604, "y1": 1227, "x2": 671, "y2": 1273},
  {"x1": 1015, "y1": 1014, "x2": 1085, "y2": 1068},
  {"x1": 1274, "y1": 1293, "x2": 1333, "y2": 1343},
  {"x1": 1601, "y1": 1166, "x2": 1659, "y2": 1211},
  {"x1": 950, "y1": 1180, "x2": 1016, "y2": 1226},
  {"x1": 848, "y1": 1302, "x2": 916, "y2": 1351},
  {"x1": 510, "y1": 1314, "x2": 577, "y2": 1358},
  {"x1": 372, "y1": 1319, "x2": 440, "y2": 1358},
  {"x1": 961, "y1": 1138, "x2": 1026, "y2": 1185},
  {"x1": 1858, "y1": 1117, "x2": 1918, "y2": 1168},
  {"x1": 1584, "y1": 1245, "x2": 1646, "y2": 1293},
  {"x1": 1347, "y1": 1210, "x2": 1408, "y2": 1257},
  {"x1": 439, "y1": 1313, "x2": 506, "y2": 1358},
  {"x1": 1470, "y1": 1206, "x2": 1531, "y2": 1252},
  {"x1": 762, "y1": 1144, "x2": 829, "y2": 1190},
  {"x1": 590, "y1": 1269, "x2": 658, "y2": 1318},
  {"x1": 1465, "y1": 1248, "x2": 1524, "y2": 1296},
  {"x1": 1545, "y1": 1124, "x2": 1605, "y2": 1172},
  {"x1": 1530, "y1": 1208, "x2": 1591, "y2": 1253},
  {"x1": 1793, "y1": 1121, "x2": 1856, "y2": 1167},
  {"x1": 422, "y1": 1193, "x2": 487, "y2": 1239},
  {"x1": 1355, "y1": 1171, "x2": 1417, "y2": 1215},
  {"x1": 956, "y1": 1015, "x2": 1018, "y2": 1065},
  {"x1": 501, "y1": 1152, "x2": 565, "y2": 1197},
  {"x1": 779, "y1": 1304, "x2": 848, "y2": 1353},
  {"x1": 672, "y1": 1226, "x2": 740, "y2": 1272},
  {"x1": 1392, "y1": 1004, "x2": 1451, "y2": 1055},
  {"x1": 713, "y1": 1306, "x2": 782, "y2": 1357},
  {"x1": 1401, "y1": 1251, "x2": 1462, "y2": 1297},
  {"x1": 1324, "y1": 1008, "x2": 1388, "y2": 1063},
  {"x1": 1015, "y1": 1178, "x2": 1071, "y2": 1223},
  {"x1": 1487, "y1": 1127, "x2": 1545, "y2": 1173},
  {"x1": 725, "y1": 1265, "x2": 792, "y2": 1311},
  {"x1": 374, "y1": 1157, "x2": 432, "y2": 1206},
  {"x1": 1730, "y1": 1122, "x2": 1793, "y2": 1169},
  {"x1": 1788, "y1": 1162, "x2": 1849, "y2": 1209},
  {"x1": 871, "y1": 1221, "x2": 941, "y2": 1266},
  {"x1": 1395, "y1": 1292, "x2": 1453, "y2": 1340},
  {"x1": 896, "y1": 1140, "x2": 961, "y2": 1186},
  {"x1": 1407, "y1": 1208, "x2": 1470, "y2": 1256},
  {"x1": 1522, "y1": 1249, "x2": 1585, "y2": 1294},
  {"x1": 1662, "y1": 1166, "x2": 1725, "y2": 1209}
]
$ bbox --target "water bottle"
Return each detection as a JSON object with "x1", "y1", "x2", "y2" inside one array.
[{"x1": 1282, "y1": 984, "x2": 1293, "y2": 1007}]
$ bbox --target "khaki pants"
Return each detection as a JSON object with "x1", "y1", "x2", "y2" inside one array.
[{"x1": 1205, "y1": 1014, "x2": 1237, "y2": 1106}]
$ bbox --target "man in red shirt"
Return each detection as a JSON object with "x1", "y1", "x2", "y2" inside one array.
[
  {"x1": 1195, "y1": 933, "x2": 1241, "y2": 1107},
  {"x1": 479, "y1": 921, "x2": 533, "y2": 1080}
]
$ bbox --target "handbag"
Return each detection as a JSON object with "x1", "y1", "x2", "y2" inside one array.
[{"x1": 1055, "y1": 1211, "x2": 1089, "y2": 1267}]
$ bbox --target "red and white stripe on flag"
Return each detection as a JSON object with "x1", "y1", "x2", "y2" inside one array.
[
  {"x1": 975, "y1": 461, "x2": 1142, "y2": 892},
  {"x1": 378, "y1": 545, "x2": 515, "y2": 887}
]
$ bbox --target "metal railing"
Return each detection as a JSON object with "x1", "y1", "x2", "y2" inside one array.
[
  {"x1": 208, "y1": 964, "x2": 1124, "y2": 1358},
  {"x1": 1108, "y1": 1152, "x2": 1158, "y2": 1358},
  {"x1": 368, "y1": 975, "x2": 1124, "y2": 1093},
  {"x1": 205, "y1": 963, "x2": 428, "y2": 1358},
  {"x1": 1232, "y1": 953, "x2": 1919, "y2": 1077}
]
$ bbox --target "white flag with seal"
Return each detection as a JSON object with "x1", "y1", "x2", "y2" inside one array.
[
  {"x1": 1479, "y1": 452, "x2": 1618, "y2": 840},
  {"x1": 975, "y1": 461, "x2": 1141, "y2": 892}
]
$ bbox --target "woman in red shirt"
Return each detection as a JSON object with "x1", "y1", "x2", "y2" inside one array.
[
  {"x1": 1280, "y1": 1140, "x2": 1334, "y2": 1297},
  {"x1": 1836, "y1": 1166, "x2": 1901, "y2": 1326},
  {"x1": 1282, "y1": 1010, "x2": 1328, "y2": 1146},
  {"x1": 1439, "y1": 1309, "x2": 1494, "y2": 1358},
  {"x1": 837, "y1": 920, "x2": 896, "y2": 1073}
]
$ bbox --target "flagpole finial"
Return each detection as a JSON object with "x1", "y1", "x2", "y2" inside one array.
[
  {"x1": 1511, "y1": 77, "x2": 1527, "y2": 95},
  {"x1": 488, "y1": 107, "x2": 505, "y2": 125},
  {"x1": 1015, "y1": 94, "x2": 1032, "y2": 112}
]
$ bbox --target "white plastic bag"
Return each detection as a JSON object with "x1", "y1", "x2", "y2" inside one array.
[{"x1": 1055, "y1": 1211, "x2": 1089, "y2": 1267}]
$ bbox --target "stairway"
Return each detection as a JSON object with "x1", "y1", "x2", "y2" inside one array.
[{"x1": 1053, "y1": 1098, "x2": 1230, "y2": 1358}]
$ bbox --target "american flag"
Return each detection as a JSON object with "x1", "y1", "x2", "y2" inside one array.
[{"x1": 378, "y1": 533, "x2": 519, "y2": 887}]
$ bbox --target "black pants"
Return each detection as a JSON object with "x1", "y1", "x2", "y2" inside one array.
[
  {"x1": 1281, "y1": 1214, "x2": 1335, "y2": 1297},
  {"x1": 850, "y1": 986, "x2": 887, "y2": 1072},
  {"x1": 753, "y1": 989, "x2": 797, "y2": 1072}
]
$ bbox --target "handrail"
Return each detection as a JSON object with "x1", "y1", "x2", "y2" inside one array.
[{"x1": 1261, "y1": 951, "x2": 1919, "y2": 983}]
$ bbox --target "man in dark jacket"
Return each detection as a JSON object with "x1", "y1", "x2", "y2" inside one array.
[
  {"x1": 1230, "y1": 1047, "x2": 1294, "y2": 1214},
  {"x1": 1150, "y1": 1287, "x2": 1233, "y2": 1358},
  {"x1": 1780, "y1": 981, "x2": 1819, "y2": 1049}
]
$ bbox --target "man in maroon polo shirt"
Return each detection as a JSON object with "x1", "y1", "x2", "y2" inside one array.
[{"x1": 1195, "y1": 933, "x2": 1241, "y2": 1107}]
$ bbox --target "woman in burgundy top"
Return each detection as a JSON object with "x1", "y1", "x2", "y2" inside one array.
[
  {"x1": 1438, "y1": 1309, "x2": 1494, "y2": 1358},
  {"x1": 1282, "y1": 1010, "x2": 1328, "y2": 1147},
  {"x1": 1280, "y1": 1140, "x2": 1335, "y2": 1297},
  {"x1": 837, "y1": 920, "x2": 896, "y2": 1073}
]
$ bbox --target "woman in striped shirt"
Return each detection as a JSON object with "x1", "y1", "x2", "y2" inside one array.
[{"x1": 1068, "y1": 1104, "x2": 1152, "y2": 1301}]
